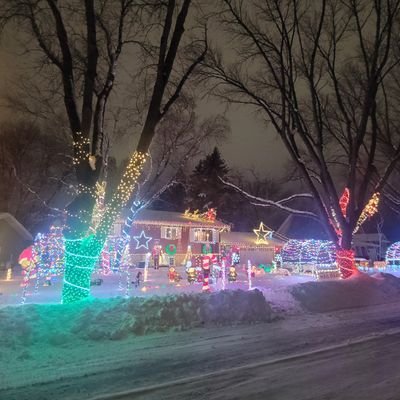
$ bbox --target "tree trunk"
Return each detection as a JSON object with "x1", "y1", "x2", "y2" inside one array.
[{"x1": 336, "y1": 227, "x2": 356, "y2": 279}]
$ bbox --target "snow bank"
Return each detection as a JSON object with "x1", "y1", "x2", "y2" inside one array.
[
  {"x1": 0, "y1": 289, "x2": 272, "y2": 346},
  {"x1": 290, "y1": 272, "x2": 400, "y2": 312}
]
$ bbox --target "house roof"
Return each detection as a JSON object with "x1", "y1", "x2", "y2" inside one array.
[
  {"x1": 220, "y1": 231, "x2": 286, "y2": 248},
  {"x1": 0, "y1": 213, "x2": 33, "y2": 241},
  {"x1": 129, "y1": 209, "x2": 231, "y2": 229}
]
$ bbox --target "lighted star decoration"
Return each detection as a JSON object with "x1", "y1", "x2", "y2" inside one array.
[
  {"x1": 253, "y1": 222, "x2": 273, "y2": 244},
  {"x1": 133, "y1": 231, "x2": 153, "y2": 250}
]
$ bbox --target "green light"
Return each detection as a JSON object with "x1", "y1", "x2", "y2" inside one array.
[
  {"x1": 61, "y1": 151, "x2": 148, "y2": 303},
  {"x1": 62, "y1": 235, "x2": 103, "y2": 303}
]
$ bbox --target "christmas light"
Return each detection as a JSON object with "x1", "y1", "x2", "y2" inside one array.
[
  {"x1": 62, "y1": 235, "x2": 104, "y2": 303},
  {"x1": 386, "y1": 242, "x2": 400, "y2": 269},
  {"x1": 202, "y1": 255, "x2": 211, "y2": 292},
  {"x1": 339, "y1": 188, "x2": 350, "y2": 218},
  {"x1": 336, "y1": 249, "x2": 355, "y2": 278},
  {"x1": 144, "y1": 252, "x2": 151, "y2": 282},
  {"x1": 253, "y1": 222, "x2": 273, "y2": 244},
  {"x1": 184, "y1": 208, "x2": 217, "y2": 223},
  {"x1": 133, "y1": 231, "x2": 152, "y2": 250},
  {"x1": 221, "y1": 258, "x2": 226, "y2": 290},
  {"x1": 281, "y1": 239, "x2": 339, "y2": 278},
  {"x1": 247, "y1": 260, "x2": 252, "y2": 290},
  {"x1": 353, "y1": 192, "x2": 380, "y2": 234}
]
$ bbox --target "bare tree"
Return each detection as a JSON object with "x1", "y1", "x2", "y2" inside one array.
[
  {"x1": 0, "y1": 120, "x2": 71, "y2": 231},
  {"x1": 0, "y1": 0, "x2": 207, "y2": 301},
  {"x1": 112, "y1": 94, "x2": 228, "y2": 267},
  {"x1": 204, "y1": 0, "x2": 400, "y2": 276}
]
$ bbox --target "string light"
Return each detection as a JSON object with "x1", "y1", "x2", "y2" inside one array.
[
  {"x1": 62, "y1": 151, "x2": 148, "y2": 304},
  {"x1": 281, "y1": 239, "x2": 339, "y2": 279},
  {"x1": 133, "y1": 230, "x2": 153, "y2": 250},
  {"x1": 386, "y1": 242, "x2": 400, "y2": 269},
  {"x1": 202, "y1": 255, "x2": 211, "y2": 292},
  {"x1": 336, "y1": 249, "x2": 355, "y2": 278},
  {"x1": 353, "y1": 192, "x2": 380, "y2": 234},
  {"x1": 72, "y1": 133, "x2": 90, "y2": 166},
  {"x1": 339, "y1": 188, "x2": 350, "y2": 218},
  {"x1": 253, "y1": 222, "x2": 273, "y2": 244},
  {"x1": 184, "y1": 208, "x2": 217, "y2": 222},
  {"x1": 62, "y1": 235, "x2": 104, "y2": 303},
  {"x1": 247, "y1": 260, "x2": 252, "y2": 290},
  {"x1": 96, "y1": 151, "x2": 147, "y2": 239}
]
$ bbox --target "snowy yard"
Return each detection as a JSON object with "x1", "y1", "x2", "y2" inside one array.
[
  {"x1": 0, "y1": 265, "x2": 314, "y2": 307},
  {"x1": 2, "y1": 269, "x2": 400, "y2": 399}
]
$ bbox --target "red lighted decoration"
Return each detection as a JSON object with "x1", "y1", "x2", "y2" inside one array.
[
  {"x1": 339, "y1": 188, "x2": 350, "y2": 218},
  {"x1": 336, "y1": 249, "x2": 355, "y2": 278},
  {"x1": 202, "y1": 255, "x2": 211, "y2": 292},
  {"x1": 206, "y1": 208, "x2": 217, "y2": 222}
]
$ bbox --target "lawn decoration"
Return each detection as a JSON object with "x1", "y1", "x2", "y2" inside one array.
[
  {"x1": 228, "y1": 266, "x2": 237, "y2": 282},
  {"x1": 386, "y1": 242, "x2": 400, "y2": 269},
  {"x1": 281, "y1": 239, "x2": 340, "y2": 279}
]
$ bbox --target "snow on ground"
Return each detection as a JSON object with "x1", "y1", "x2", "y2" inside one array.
[
  {"x1": 0, "y1": 265, "x2": 314, "y2": 310},
  {"x1": 291, "y1": 271, "x2": 400, "y2": 312},
  {"x1": 3, "y1": 266, "x2": 400, "y2": 399}
]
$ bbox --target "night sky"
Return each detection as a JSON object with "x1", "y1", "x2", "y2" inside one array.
[{"x1": 0, "y1": 31, "x2": 289, "y2": 179}]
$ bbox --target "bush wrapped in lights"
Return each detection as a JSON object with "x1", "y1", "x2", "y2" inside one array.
[
  {"x1": 386, "y1": 242, "x2": 400, "y2": 269},
  {"x1": 281, "y1": 239, "x2": 340, "y2": 279}
]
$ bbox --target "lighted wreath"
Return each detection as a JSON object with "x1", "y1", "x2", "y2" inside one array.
[{"x1": 165, "y1": 244, "x2": 177, "y2": 256}]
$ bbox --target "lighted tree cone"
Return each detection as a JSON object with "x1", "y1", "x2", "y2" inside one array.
[
  {"x1": 336, "y1": 249, "x2": 355, "y2": 279},
  {"x1": 61, "y1": 152, "x2": 147, "y2": 304}
]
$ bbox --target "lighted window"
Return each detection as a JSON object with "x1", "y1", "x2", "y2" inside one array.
[
  {"x1": 161, "y1": 227, "x2": 181, "y2": 240},
  {"x1": 190, "y1": 228, "x2": 217, "y2": 243}
]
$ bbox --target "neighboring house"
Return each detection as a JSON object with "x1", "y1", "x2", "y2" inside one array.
[
  {"x1": 353, "y1": 233, "x2": 390, "y2": 261},
  {"x1": 0, "y1": 213, "x2": 33, "y2": 268},
  {"x1": 115, "y1": 209, "x2": 231, "y2": 265}
]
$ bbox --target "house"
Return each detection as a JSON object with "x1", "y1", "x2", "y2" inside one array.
[
  {"x1": 353, "y1": 233, "x2": 390, "y2": 261},
  {"x1": 0, "y1": 213, "x2": 33, "y2": 268},
  {"x1": 117, "y1": 209, "x2": 230, "y2": 266}
]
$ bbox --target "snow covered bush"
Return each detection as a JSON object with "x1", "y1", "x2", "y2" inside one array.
[{"x1": 0, "y1": 290, "x2": 273, "y2": 345}]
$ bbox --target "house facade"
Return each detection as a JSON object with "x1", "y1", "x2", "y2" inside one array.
[{"x1": 115, "y1": 209, "x2": 230, "y2": 266}]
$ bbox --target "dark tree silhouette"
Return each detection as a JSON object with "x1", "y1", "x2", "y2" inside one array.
[{"x1": 205, "y1": 0, "x2": 400, "y2": 276}]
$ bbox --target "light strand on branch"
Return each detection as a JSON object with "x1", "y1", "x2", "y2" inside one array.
[{"x1": 353, "y1": 192, "x2": 380, "y2": 234}]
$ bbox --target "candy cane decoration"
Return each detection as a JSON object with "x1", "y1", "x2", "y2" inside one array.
[{"x1": 202, "y1": 255, "x2": 211, "y2": 292}]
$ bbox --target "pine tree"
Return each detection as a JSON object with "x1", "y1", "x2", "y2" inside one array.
[{"x1": 187, "y1": 147, "x2": 231, "y2": 219}]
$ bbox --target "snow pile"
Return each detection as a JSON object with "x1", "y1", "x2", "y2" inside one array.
[
  {"x1": 290, "y1": 272, "x2": 400, "y2": 312},
  {"x1": 0, "y1": 289, "x2": 272, "y2": 345}
]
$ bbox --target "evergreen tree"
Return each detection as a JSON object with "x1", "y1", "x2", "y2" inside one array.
[{"x1": 187, "y1": 147, "x2": 231, "y2": 220}]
